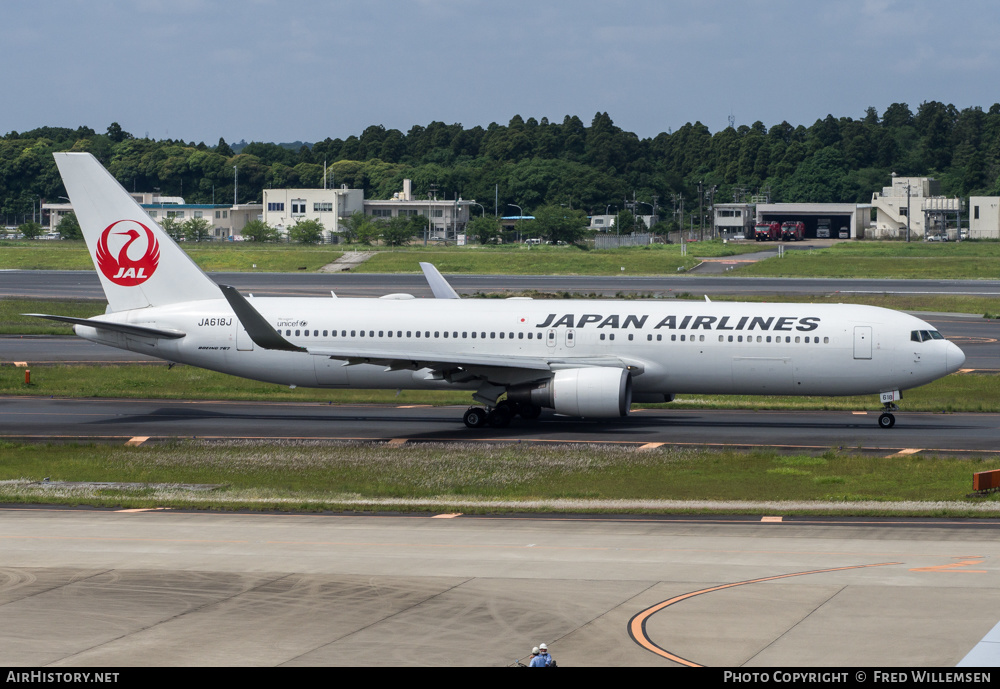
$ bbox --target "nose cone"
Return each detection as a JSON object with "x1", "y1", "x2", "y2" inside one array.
[{"x1": 946, "y1": 341, "x2": 966, "y2": 374}]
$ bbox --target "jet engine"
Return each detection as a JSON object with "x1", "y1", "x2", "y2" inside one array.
[{"x1": 509, "y1": 367, "x2": 632, "y2": 418}]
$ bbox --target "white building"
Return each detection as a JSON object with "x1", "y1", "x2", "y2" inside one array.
[
  {"x1": 756, "y1": 203, "x2": 868, "y2": 239},
  {"x1": 870, "y1": 175, "x2": 961, "y2": 239},
  {"x1": 363, "y1": 179, "x2": 473, "y2": 241},
  {"x1": 262, "y1": 187, "x2": 364, "y2": 240},
  {"x1": 44, "y1": 192, "x2": 260, "y2": 240},
  {"x1": 968, "y1": 197, "x2": 1000, "y2": 239},
  {"x1": 713, "y1": 203, "x2": 754, "y2": 238}
]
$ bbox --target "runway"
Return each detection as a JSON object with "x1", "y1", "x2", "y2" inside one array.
[
  {"x1": 2, "y1": 397, "x2": 999, "y2": 455},
  {"x1": 4, "y1": 269, "x2": 1000, "y2": 299},
  {"x1": 1, "y1": 507, "x2": 998, "y2": 666}
]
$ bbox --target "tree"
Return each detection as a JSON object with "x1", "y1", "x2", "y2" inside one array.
[
  {"x1": 18, "y1": 221, "x2": 44, "y2": 240},
  {"x1": 288, "y1": 218, "x2": 324, "y2": 244},
  {"x1": 467, "y1": 215, "x2": 501, "y2": 244},
  {"x1": 159, "y1": 216, "x2": 184, "y2": 241},
  {"x1": 182, "y1": 217, "x2": 212, "y2": 242},
  {"x1": 380, "y1": 216, "x2": 415, "y2": 247},
  {"x1": 56, "y1": 212, "x2": 81, "y2": 240},
  {"x1": 530, "y1": 205, "x2": 588, "y2": 244},
  {"x1": 239, "y1": 219, "x2": 280, "y2": 242}
]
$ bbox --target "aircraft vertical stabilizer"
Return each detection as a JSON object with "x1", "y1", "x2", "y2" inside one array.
[{"x1": 54, "y1": 152, "x2": 218, "y2": 311}]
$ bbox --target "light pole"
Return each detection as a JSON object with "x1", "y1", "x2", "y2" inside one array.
[
  {"x1": 508, "y1": 204, "x2": 523, "y2": 243},
  {"x1": 470, "y1": 202, "x2": 485, "y2": 217}
]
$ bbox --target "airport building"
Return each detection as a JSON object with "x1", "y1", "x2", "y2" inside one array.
[
  {"x1": 713, "y1": 203, "x2": 754, "y2": 238},
  {"x1": 968, "y1": 196, "x2": 1000, "y2": 239},
  {"x1": 262, "y1": 187, "x2": 364, "y2": 240},
  {"x1": 870, "y1": 175, "x2": 962, "y2": 239},
  {"x1": 363, "y1": 179, "x2": 474, "y2": 242},
  {"x1": 43, "y1": 192, "x2": 262, "y2": 240},
  {"x1": 755, "y1": 203, "x2": 868, "y2": 239}
]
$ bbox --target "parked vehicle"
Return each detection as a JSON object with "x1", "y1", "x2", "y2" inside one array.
[
  {"x1": 816, "y1": 218, "x2": 831, "y2": 238},
  {"x1": 780, "y1": 221, "x2": 804, "y2": 241},
  {"x1": 754, "y1": 221, "x2": 780, "y2": 241}
]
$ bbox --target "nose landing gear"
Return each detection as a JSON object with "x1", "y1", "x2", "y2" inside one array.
[{"x1": 877, "y1": 390, "x2": 901, "y2": 429}]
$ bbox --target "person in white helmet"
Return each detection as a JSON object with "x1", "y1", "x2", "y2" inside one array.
[{"x1": 530, "y1": 643, "x2": 555, "y2": 667}]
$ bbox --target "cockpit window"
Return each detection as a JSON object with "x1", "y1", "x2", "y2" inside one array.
[{"x1": 911, "y1": 329, "x2": 945, "y2": 342}]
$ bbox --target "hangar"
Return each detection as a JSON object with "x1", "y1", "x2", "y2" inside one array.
[{"x1": 755, "y1": 203, "x2": 868, "y2": 239}]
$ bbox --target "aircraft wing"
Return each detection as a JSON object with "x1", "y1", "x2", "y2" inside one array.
[{"x1": 218, "y1": 284, "x2": 640, "y2": 381}]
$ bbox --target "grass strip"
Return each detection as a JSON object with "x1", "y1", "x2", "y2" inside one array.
[
  {"x1": 1, "y1": 441, "x2": 997, "y2": 516},
  {"x1": 2, "y1": 364, "x2": 997, "y2": 412},
  {"x1": 0, "y1": 241, "x2": 342, "y2": 272}
]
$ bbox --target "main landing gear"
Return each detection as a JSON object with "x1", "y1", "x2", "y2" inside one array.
[{"x1": 463, "y1": 400, "x2": 541, "y2": 429}]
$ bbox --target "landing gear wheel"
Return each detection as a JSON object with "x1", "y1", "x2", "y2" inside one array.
[
  {"x1": 487, "y1": 406, "x2": 512, "y2": 428},
  {"x1": 878, "y1": 412, "x2": 896, "y2": 429},
  {"x1": 463, "y1": 407, "x2": 488, "y2": 429}
]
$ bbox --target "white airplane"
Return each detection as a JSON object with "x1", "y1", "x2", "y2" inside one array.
[{"x1": 33, "y1": 152, "x2": 965, "y2": 429}]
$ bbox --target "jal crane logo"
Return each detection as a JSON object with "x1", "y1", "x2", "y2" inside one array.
[{"x1": 96, "y1": 220, "x2": 160, "y2": 286}]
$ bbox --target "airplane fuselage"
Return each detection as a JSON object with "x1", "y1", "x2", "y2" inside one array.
[{"x1": 74, "y1": 297, "x2": 963, "y2": 399}]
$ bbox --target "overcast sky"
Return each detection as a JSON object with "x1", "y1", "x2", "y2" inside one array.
[{"x1": 4, "y1": 0, "x2": 998, "y2": 144}]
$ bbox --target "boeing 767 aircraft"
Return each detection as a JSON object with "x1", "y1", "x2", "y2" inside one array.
[{"x1": 31, "y1": 152, "x2": 965, "y2": 429}]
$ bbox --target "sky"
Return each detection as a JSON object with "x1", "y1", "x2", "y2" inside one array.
[{"x1": 4, "y1": 0, "x2": 999, "y2": 144}]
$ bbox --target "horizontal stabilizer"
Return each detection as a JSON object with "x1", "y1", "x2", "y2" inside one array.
[
  {"x1": 25, "y1": 314, "x2": 185, "y2": 339},
  {"x1": 218, "y1": 285, "x2": 306, "y2": 352}
]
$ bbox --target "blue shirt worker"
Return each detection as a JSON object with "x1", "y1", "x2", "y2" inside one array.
[{"x1": 530, "y1": 643, "x2": 554, "y2": 667}]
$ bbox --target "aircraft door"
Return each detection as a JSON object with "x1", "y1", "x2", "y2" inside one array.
[
  {"x1": 236, "y1": 323, "x2": 254, "y2": 351},
  {"x1": 565, "y1": 328, "x2": 576, "y2": 348},
  {"x1": 546, "y1": 328, "x2": 556, "y2": 348},
  {"x1": 853, "y1": 326, "x2": 872, "y2": 359}
]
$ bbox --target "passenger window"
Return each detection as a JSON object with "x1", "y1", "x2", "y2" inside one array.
[
  {"x1": 699, "y1": 335, "x2": 704, "y2": 342},
  {"x1": 378, "y1": 331, "x2": 384, "y2": 337},
  {"x1": 491, "y1": 332, "x2": 496, "y2": 339},
  {"x1": 463, "y1": 332, "x2": 468, "y2": 338},
  {"x1": 628, "y1": 334, "x2": 633, "y2": 341},
  {"x1": 600, "y1": 333, "x2": 606, "y2": 341},
  {"x1": 609, "y1": 334, "x2": 615, "y2": 341},
  {"x1": 406, "y1": 331, "x2": 411, "y2": 337},
  {"x1": 415, "y1": 331, "x2": 420, "y2": 338},
  {"x1": 435, "y1": 331, "x2": 440, "y2": 338},
  {"x1": 671, "y1": 335, "x2": 677, "y2": 342},
  {"x1": 303, "y1": 330, "x2": 309, "y2": 337},
  {"x1": 387, "y1": 331, "x2": 392, "y2": 337},
  {"x1": 824, "y1": 337, "x2": 829, "y2": 343},
  {"x1": 728, "y1": 335, "x2": 734, "y2": 342},
  {"x1": 370, "y1": 331, "x2": 374, "y2": 337},
  {"x1": 359, "y1": 330, "x2": 364, "y2": 337},
  {"x1": 499, "y1": 332, "x2": 504, "y2": 339},
  {"x1": 323, "y1": 330, "x2": 328, "y2": 337},
  {"x1": 425, "y1": 331, "x2": 430, "y2": 338},
  {"x1": 657, "y1": 334, "x2": 662, "y2": 341},
  {"x1": 519, "y1": 333, "x2": 524, "y2": 339},
  {"x1": 471, "y1": 332, "x2": 477, "y2": 339},
  {"x1": 295, "y1": 330, "x2": 301, "y2": 336}
]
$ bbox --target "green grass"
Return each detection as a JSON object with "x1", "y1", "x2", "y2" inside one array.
[
  {"x1": 0, "y1": 240, "x2": 342, "y2": 272},
  {"x1": 0, "y1": 298, "x2": 107, "y2": 334},
  {"x1": 3, "y1": 363, "x2": 997, "y2": 412},
  {"x1": 357, "y1": 244, "x2": 704, "y2": 274},
  {"x1": 0, "y1": 441, "x2": 997, "y2": 515},
  {"x1": 735, "y1": 241, "x2": 1000, "y2": 279}
]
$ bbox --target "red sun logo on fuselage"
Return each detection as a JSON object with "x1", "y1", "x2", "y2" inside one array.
[{"x1": 96, "y1": 220, "x2": 160, "y2": 286}]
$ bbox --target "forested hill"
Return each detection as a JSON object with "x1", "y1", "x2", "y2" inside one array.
[{"x1": 3, "y1": 102, "x2": 999, "y2": 220}]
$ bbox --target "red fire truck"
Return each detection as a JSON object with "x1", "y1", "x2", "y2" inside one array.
[
  {"x1": 781, "y1": 221, "x2": 805, "y2": 241},
  {"x1": 754, "y1": 221, "x2": 780, "y2": 241}
]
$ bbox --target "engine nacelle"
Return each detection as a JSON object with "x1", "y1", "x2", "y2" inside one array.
[{"x1": 509, "y1": 367, "x2": 632, "y2": 418}]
